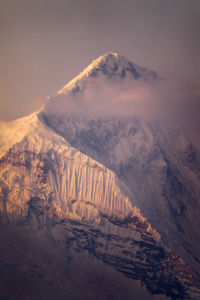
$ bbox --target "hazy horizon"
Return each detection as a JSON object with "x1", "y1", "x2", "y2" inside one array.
[{"x1": 0, "y1": 0, "x2": 200, "y2": 121}]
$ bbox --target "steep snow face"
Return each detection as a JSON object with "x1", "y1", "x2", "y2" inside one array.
[
  {"x1": 58, "y1": 52, "x2": 158, "y2": 95},
  {"x1": 0, "y1": 114, "x2": 159, "y2": 239}
]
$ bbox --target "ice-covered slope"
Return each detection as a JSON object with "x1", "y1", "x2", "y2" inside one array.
[{"x1": 0, "y1": 113, "x2": 155, "y2": 231}]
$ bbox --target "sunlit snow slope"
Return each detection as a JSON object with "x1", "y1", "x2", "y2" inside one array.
[{"x1": 0, "y1": 113, "x2": 153, "y2": 230}]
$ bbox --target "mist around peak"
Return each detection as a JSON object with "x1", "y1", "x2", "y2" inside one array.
[{"x1": 42, "y1": 70, "x2": 199, "y2": 133}]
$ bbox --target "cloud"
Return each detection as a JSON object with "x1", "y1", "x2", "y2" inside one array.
[
  {"x1": 44, "y1": 77, "x2": 158, "y2": 118},
  {"x1": 43, "y1": 74, "x2": 200, "y2": 143}
]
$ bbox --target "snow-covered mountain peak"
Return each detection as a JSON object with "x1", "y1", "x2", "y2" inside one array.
[{"x1": 58, "y1": 52, "x2": 158, "y2": 95}]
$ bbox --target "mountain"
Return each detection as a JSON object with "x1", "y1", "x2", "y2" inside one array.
[{"x1": 0, "y1": 53, "x2": 200, "y2": 300}]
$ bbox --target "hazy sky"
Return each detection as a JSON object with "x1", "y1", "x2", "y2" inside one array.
[{"x1": 0, "y1": 0, "x2": 200, "y2": 120}]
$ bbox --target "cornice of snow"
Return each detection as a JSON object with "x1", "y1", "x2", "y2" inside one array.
[{"x1": 58, "y1": 52, "x2": 158, "y2": 95}]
